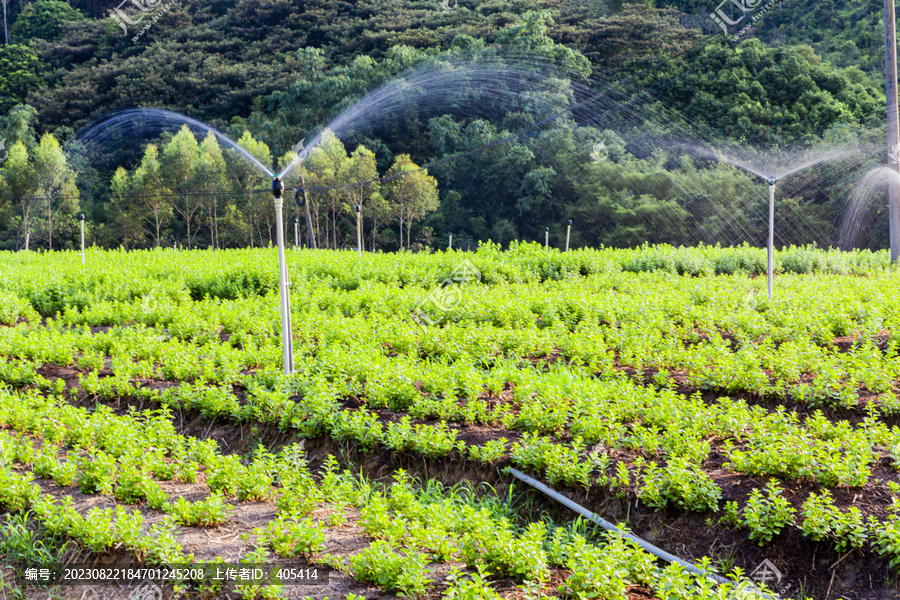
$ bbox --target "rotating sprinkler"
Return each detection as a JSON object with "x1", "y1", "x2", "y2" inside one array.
[
  {"x1": 272, "y1": 177, "x2": 294, "y2": 375},
  {"x1": 767, "y1": 178, "x2": 776, "y2": 299}
]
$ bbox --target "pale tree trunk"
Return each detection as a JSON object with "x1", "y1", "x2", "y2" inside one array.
[
  {"x1": 314, "y1": 204, "x2": 321, "y2": 248},
  {"x1": 214, "y1": 199, "x2": 219, "y2": 249}
]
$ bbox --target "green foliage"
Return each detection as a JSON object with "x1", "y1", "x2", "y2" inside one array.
[
  {"x1": 168, "y1": 493, "x2": 233, "y2": 527},
  {"x1": 349, "y1": 540, "x2": 432, "y2": 597},
  {"x1": 10, "y1": 0, "x2": 84, "y2": 41},
  {"x1": 0, "y1": 50, "x2": 44, "y2": 114},
  {"x1": 638, "y1": 457, "x2": 721, "y2": 513},
  {"x1": 800, "y1": 490, "x2": 868, "y2": 552},
  {"x1": 738, "y1": 480, "x2": 797, "y2": 546}
]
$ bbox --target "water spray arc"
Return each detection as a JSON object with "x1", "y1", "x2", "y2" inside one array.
[{"x1": 271, "y1": 177, "x2": 294, "y2": 376}]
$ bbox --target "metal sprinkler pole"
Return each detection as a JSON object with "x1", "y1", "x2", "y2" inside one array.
[
  {"x1": 565, "y1": 219, "x2": 572, "y2": 252},
  {"x1": 272, "y1": 178, "x2": 294, "y2": 375},
  {"x1": 767, "y1": 179, "x2": 776, "y2": 299},
  {"x1": 79, "y1": 214, "x2": 85, "y2": 265},
  {"x1": 545, "y1": 227, "x2": 549, "y2": 250},
  {"x1": 448, "y1": 234, "x2": 452, "y2": 250},
  {"x1": 294, "y1": 218, "x2": 299, "y2": 249},
  {"x1": 356, "y1": 205, "x2": 362, "y2": 257},
  {"x1": 886, "y1": 0, "x2": 900, "y2": 261}
]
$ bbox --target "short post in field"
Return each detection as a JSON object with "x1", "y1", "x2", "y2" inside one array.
[
  {"x1": 294, "y1": 218, "x2": 299, "y2": 249},
  {"x1": 449, "y1": 234, "x2": 452, "y2": 250},
  {"x1": 80, "y1": 214, "x2": 85, "y2": 264},
  {"x1": 565, "y1": 219, "x2": 572, "y2": 252},
  {"x1": 272, "y1": 177, "x2": 294, "y2": 375},
  {"x1": 356, "y1": 205, "x2": 362, "y2": 256},
  {"x1": 545, "y1": 227, "x2": 549, "y2": 250},
  {"x1": 24, "y1": 231, "x2": 29, "y2": 251}
]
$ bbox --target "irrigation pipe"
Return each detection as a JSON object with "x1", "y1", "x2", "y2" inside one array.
[{"x1": 508, "y1": 467, "x2": 777, "y2": 598}]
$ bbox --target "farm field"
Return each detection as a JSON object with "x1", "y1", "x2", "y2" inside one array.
[{"x1": 1, "y1": 243, "x2": 900, "y2": 600}]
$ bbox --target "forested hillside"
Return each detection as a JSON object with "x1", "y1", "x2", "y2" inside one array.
[{"x1": 0, "y1": 0, "x2": 891, "y2": 251}]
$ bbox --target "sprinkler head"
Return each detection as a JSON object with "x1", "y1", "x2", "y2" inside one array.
[
  {"x1": 768, "y1": 178, "x2": 777, "y2": 186},
  {"x1": 79, "y1": 214, "x2": 85, "y2": 221},
  {"x1": 567, "y1": 219, "x2": 572, "y2": 225},
  {"x1": 272, "y1": 177, "x2": 285, "y2": 198},
  {"x1": 356, "y1": 205, "x2": 360, "y2": 213}
]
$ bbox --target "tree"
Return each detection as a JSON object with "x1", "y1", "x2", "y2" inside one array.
[
  {"x1": 1, "y1": 104, "x2": 37, "y2": 148},
  {"x1": 385, "y1": 154, "x2": 439, "y2": 250},
  {"x1": 109, "y1": 166, "x2": 143, "y2": 248},
  {"x1": 10, "y1": 0, "x2": 84, "y2": 41},
  {"x1": 132, "y1": 144, "x2": 172, "y2": 247},
  {"x1": 33, "y1": 133, "x2": 79, "y2": 249},
  {"x1": 195, "y1": 132, "x2": 228, "y2": 249},
  {"x1": 225, "y1": 130, "x2": 271, "y2": 248},
  {"x1": 338, "y1": 145, "x2": 381, "y2": 251},
  {"x1": 0, "y1": 141, "x2": 35, "y2": 249},
  {"x1": 160, "y1": 126, "x2": 201, "y2": 248},
  {"x1": 301, "y1": 130, "x2": 349, "y2": 249},
  {"x1": 0, "y1": 46, "x2": 43, "y2": 114}
]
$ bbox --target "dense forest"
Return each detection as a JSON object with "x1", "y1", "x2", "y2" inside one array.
[{"x1": 0, "y1": 0, "x2": 892, "y2": 251}]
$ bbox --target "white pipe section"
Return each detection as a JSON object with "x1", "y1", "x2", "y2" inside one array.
[
  {"x1": 274, "y1": 197, "x2": 293, "y2": 375},
  {"x1": 508, "y1": 468, "x2": 735, "y2": 586},
  {"x1": 885, "y1": 0, "x2": 900, "y2": 262},
  {"x1": 767, "y1": 181, "x2": 775, "y2": 299},
  {"x1": 356, "y1": 205, "x2": 362, "y2": 257}
]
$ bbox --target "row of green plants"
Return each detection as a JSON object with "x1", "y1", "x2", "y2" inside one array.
[
  {"x1": 1, "y1": 245, "x2": 892, "y2": 316},
  {"x1": 0, "y1": 384, "x2": 783, "y2": 600},
  {"x1": 3, "y1": 298, "x2": 899, "y2": 567}
]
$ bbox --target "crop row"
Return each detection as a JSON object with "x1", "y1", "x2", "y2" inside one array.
[{"x1": 0, "y1": 385, "x2": 788, "y2": 599}]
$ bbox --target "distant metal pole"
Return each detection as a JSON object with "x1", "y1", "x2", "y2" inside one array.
[
  {"x1": 356, "y1": 205, "x2": 362, "y2": 256},
  {"x1": 449, "y1": 234, "x2": 452, "y2": 250},
  {"x1": 565, "y1": 220, "x2": 572, "y2": 252},
  {"x1": 24, "y1": 231, "x2": 29, "y2": 251},
  {"x1": 272, "y1": 178, "x2": 294, "y2": 375},
  {"x1": 545, "y1": 227, "x2": 549, "y2": 250},
  {"x1": 886, "y1": 0, "x2": 900, "y2": 261},
  {"x1": 767, "y1": 180, "x2": 776, "y2": 299},
  {"x1": 294, "y1": 218, "x2": 299, "y2": 249},
  {"x1": 79, "y1": 214, "x2": 85, "y2": 264}
]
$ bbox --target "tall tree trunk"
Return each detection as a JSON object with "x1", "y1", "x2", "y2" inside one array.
[
  {"x1": 314, "y1": 205, "x2": 321, "y2": 249},
  {"x1": 213, "y1": 198, "x2": 219, "y2": 249},
  {"x1": 298, "y1": 180, "x2": 315, "y2": 249}
]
